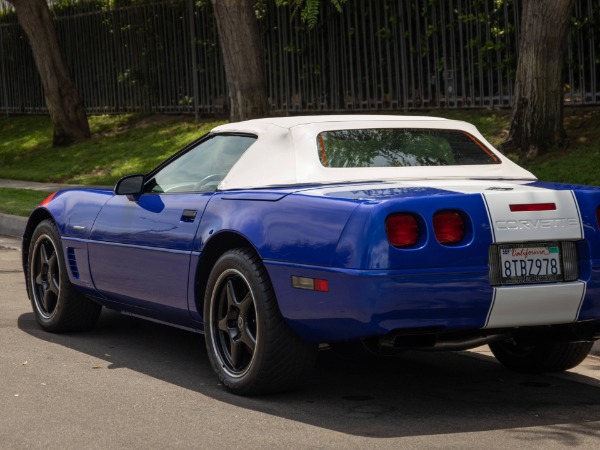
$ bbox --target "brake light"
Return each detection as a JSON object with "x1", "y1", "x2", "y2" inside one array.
[
  {"x1": 39, "y1": 192, "x2": 57, "y2": 207},
  {"x1": 386, "y1": 214, "x2": 419, "y2": 248},
  {"x1": 433, "y1": 211, "x2": 465, "y2": 245},
  {"x1": 509, "y1": 203, "x2": 556, "y2": 212}
]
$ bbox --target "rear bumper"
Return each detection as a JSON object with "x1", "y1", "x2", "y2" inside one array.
[{"x1": 266, "y1": 260, "x2": 600, "y2": 343}]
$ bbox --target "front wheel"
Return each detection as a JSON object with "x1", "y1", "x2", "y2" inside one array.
[
  {"x1": 489, "y1": 339, "x2": 593, "y2": 373},
  {"x1": 27, "y1": 220, "x2": 101, "y2": 332},
  {"x1": 204, "y1": 248, "x2": 316, "y2": 395}
]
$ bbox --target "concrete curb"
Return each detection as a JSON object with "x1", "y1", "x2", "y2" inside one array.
[{"x1": 0, "y1": 213, "x2": 27, "y2": 238}]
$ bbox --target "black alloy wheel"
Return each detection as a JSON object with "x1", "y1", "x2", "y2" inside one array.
[
  {"x1": 30, "y1": 233, "x2": 61, "y2": 320},
  {"x1": 27, "y1": 220, "x2": 101, "y2": 332},
  {"x1": 211, "y1": 268, "x2": 258, "y2": 377},
  {"x1": 204, "y1": 248, "x2": 317, "y2": 395}
]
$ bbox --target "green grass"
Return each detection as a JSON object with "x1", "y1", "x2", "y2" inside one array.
[
  {"x1": 0, "y1": 188, "x2": 50, "y2": 217},
  {"x1": 0, "y1": 114, "x2": 224, "y2": 185},
  {"x1": 431, "y1": 108, "x2": 600, "y2": 185},
  {"x1": 2, "y1": 109, "x2": 600, "y2": 217}
]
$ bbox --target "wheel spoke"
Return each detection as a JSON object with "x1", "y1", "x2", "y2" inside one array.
[
  {"x1": 39, "y1": 243, "x2": 50, "y2": 265},
  {"x1": 225, "y1": 280, "x2": 238, "y2": 308},
  {"x1": 230, "y1": 339, "x2": 242, "y2": 368},
  {"x1": 47, "y1": 253, "x2": 60, "y2": 295},
  {"x1": 48, "y1": 252, "x2": 57, "y2": 271},
  {"x1": 35, "y1": 271, "x2": 44, "y2": 287},
  {"x1": 237, "y1": 291, "x2": 253, "y2": 316},
  {"x1": 48, "y1": 277, "x2": 60, "y2": 296},
  {"x1": 217, "y1": 316, "x2": 230, "y2": 332},
  {"x1": 240, "y1": 328, "x2": 256, "y2": 352},
  {"x1": 43, "y1": 288, "x2": 55, "y2": 313}
]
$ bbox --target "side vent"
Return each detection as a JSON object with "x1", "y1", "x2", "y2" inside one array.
[{"x1": 66, "y1": 247, "x2": 80, "y2": 279}]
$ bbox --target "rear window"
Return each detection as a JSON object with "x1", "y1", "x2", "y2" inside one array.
[{"x1": 316, "y1": 128, "x2": 500, "y2": 168}]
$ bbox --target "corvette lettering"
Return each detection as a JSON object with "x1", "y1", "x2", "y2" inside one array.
[{"x1": 496, "y1": 218, "x2": 579, "y2": 230}]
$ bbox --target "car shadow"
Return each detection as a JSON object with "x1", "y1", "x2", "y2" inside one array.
[{"x1": 18, "y1": 309, "x2": 600, "y2": 440}]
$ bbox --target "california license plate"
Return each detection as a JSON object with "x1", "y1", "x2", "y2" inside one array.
[{"x1": 498, "y1": 242, "x2": 563, "y2": 284}]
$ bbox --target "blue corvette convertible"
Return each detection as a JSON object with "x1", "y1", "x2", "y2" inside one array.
[{"x1": 23, "y1": 115, "x2": 600, "y2": 394}]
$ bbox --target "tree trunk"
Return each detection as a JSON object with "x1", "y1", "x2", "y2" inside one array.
[
  {"x1": 211, "y1": 0, "x2": 270, "y2": 122},
  {"x1": 505, "y1": 0, "x2": 575, "y2": 158},
  {"x1": 10, "y1": 0, "x2": 90, "y2": 146}
]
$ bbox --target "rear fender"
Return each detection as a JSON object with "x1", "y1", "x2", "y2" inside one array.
[{"x1": 334, "y1": 192, "x2": 492, "y2": 270}]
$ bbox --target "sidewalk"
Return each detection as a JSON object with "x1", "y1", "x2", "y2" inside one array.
[
  {"x1": 0, "y1": 178, "x2": 109, "y2": 192},
  {"x1": 0, "y1": 178, "x2": 109, "y2": 238}
]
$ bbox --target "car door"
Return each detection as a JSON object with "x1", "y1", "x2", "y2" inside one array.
[{"x1": 87, "y1": 134, "x2": 256, "y2": 324}]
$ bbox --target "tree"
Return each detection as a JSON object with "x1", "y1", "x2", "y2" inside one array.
[
  {"x1": 274, "y1": 0, "x2": 344, "y2": 28},
  {"x1": 9, "y1": 0, "x2": 90, "y2": 146},
  {"x1": 210, "y1": 0, "x2": 270, "y2": 122},
  {"x1": 505, "y1": 0, "x2": 576, "y2": 158},
  {"x1": 211, "y1": 0, "x2": 345, "y2": 122}
]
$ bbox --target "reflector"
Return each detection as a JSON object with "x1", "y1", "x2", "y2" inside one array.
[
  {"x1": 291, "y1": 276, "x2": 329, "y2": 292},
  {"x1": 39, "y1": 192, "x2": 57, "y2": 207}
]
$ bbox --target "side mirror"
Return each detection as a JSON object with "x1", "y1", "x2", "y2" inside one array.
[{"x1": 114, "y1": 174, "x2": 145, "y2": 197}]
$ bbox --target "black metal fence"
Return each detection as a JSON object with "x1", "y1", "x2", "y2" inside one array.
[{"x1": 0, "y1": 0, "x2": 598, "y2": 115}]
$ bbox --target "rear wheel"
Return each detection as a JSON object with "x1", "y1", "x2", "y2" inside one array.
[
  {"x1": 27, "y1": 220, "x2": 101, "y2": 332},
  {"x1": 204, "y1": 248, "x2": 316, "y2": 395},
  {"x1": 489, "y1": 339, "x2": 593, "y2": 373}
]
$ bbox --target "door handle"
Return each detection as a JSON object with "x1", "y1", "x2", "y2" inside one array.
[{"x1": 181, "y1": 209, "x2": 198, "y2": 223}]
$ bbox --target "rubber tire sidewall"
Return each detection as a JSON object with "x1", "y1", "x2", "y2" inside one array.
[{"x1": 489, "y1": 339, "x2": 593, "y2": 373}]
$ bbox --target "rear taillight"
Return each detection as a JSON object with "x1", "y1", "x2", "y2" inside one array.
[
  {"x1": 386, "y1": 214, "x2": 420, "y2": 248},
  {"x1": 433, "y1": 211, "x2": 465, "y2": 245}
]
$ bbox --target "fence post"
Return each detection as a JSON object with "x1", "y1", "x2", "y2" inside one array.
[
  {"x1": 188, "y1": 0, "x2": 199, "y2": 120},
  {"x1": 0, "y1": 25, "x2": 8, "y2": 117}
]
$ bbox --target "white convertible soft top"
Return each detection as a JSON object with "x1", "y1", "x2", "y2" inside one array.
[{"x1": 212, "y1": 115, "x2": 535, "y2": 190}]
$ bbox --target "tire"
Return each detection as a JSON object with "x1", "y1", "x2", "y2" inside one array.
[
  {"x1": 27, "y1": 220, "x2": 101, "y2": 332},
  {"x1": 489, "y1": 339, "x2": 593, "y2": 373},
  {"x1": 204, "y1": 248, "x2": 317, "y2": 395}
]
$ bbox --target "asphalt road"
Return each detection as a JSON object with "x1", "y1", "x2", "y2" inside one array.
[{"x1": 2, "y1": 243, "x2": 600, "y2": 449}]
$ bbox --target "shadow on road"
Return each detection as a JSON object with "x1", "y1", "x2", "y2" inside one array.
[{"x1": 18, "y1": 309, "x2": 600, "y2": 441}]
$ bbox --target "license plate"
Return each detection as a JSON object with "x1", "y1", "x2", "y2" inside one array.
[{"x1": 498, "y1": 242, "x2": 563, "y2": 284}]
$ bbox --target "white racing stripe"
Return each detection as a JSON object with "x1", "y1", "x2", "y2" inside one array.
[
  {"x1": 482, "y1": 189, "x2": 583, "y2": 243},
  {"x1": 485, "y1": 282, "x2": 586, "y2": 328},
  {"x1": 477, "y1": 185, "x2": 586, "y2": 328}
]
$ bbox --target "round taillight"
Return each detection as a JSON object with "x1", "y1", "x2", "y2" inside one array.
[
  {"x1": 433, "y1": 211, "x2": 465, "y2": 245},
  {"x1": 386, "y1": 214, "x2": 420, "y2": 248}
]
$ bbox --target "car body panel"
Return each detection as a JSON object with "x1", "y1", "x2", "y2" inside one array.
[{"x1": 23, "y1": 116, "x2": 600, "y2": 347}]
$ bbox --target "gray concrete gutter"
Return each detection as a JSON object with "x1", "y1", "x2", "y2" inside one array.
[
  {"x1": 0, "y1": 178, "x2": 109, "y2": 192},
  {"x1": 0, "y1": 178, "x2": 66, "y2": 238},
  {"x1": 0, "y1": 213, "x2": 27, "y2": 238}
]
